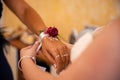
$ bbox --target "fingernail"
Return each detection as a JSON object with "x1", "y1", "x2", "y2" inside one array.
[{"x1": 35, "y1": 41, "x2": 40, "y2": 44}]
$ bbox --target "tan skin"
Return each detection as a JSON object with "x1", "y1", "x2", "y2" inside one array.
[
  {"x1": 3, "y1": 0, "x2": 70, "y2": 73},
  {"x1": 20, "y1": 18, "x2": 120, "y2": 80}
]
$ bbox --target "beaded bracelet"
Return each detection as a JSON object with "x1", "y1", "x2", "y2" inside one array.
[{"x1": 18, "y1": 56, "x2": 36, "y2": 71}]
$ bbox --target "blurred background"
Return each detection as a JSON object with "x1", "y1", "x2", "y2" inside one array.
[{"x1": 1, "y1": 0, "x2": 120, "y2": 80}]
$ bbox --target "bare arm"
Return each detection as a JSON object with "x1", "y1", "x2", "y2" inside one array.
[
  {"x1": 3, "y1": 0, "x2": 47, "y2": 35},
  {"x1": 3, "y1": 0, "x2": 70, "y2": 72},
  {"x1": 20, "y1": 18, "x2": 120, "y2": 80},
  {"x1": 59, "y1": 18, "x2": 120, "y2": 80}
]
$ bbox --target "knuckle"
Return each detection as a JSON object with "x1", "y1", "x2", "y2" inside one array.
[
  {"x1": 61, "y1": 44, "x2": 68, "y2": 49},
  {"x1": 58, "y1": 45, "x2": 66, "y2": 50}
]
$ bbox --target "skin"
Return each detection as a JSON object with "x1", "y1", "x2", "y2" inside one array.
[
  {"x1": 3, "y1": 0, "x2": 70, "y2": 73},
  {"x1": 20, "y1": 18, "x2": 120, "y2": 80}
]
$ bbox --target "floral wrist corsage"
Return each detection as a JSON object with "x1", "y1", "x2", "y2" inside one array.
[
  {"x1": 44, "y1": 27, "x2": 58, "y2": 37},
  {"x1": 39, "y1": 27, "x2": 59, "y2": 40},
  {"x1": 37, "y1": 27, "x2": 59, "y2": 52}
]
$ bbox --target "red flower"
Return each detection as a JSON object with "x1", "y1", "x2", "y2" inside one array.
[{"x1": 45, "y1": 27, "x2": 58, "y2": 37}]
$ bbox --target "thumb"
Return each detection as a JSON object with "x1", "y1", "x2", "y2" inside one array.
[{"x1": 32, "y1": 41, "x2": 40, "y2": 51}]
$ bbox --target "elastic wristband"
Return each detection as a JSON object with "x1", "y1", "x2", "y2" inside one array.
[
  {"x1": 18, "y1": 56, "x2": 36, "y2": 71},
  {"x1": 39, "y1": 32, "x2": 49, "y2": 40},
  {"x1": 36, "y1": 32, "x2": 48, "y2": 53}
]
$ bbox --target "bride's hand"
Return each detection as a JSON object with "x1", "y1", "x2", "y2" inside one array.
[
  {"x1": 38, "y1": 36, "x2": 70, "y2": 74},
  {"x1": 20, "y1": 41, "x2": 40, "y2": 58}
]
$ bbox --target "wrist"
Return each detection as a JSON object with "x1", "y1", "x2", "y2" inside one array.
[
  {"x1": 18, "y1": 56, "x2": 36, "y2": 71},
  {"x1": 20, "y1": 53, "x2": 36, "y2": 58}
]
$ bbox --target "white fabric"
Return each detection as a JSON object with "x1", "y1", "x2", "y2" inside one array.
[
  {"x1": 39, "y1": 32, "x2": 48, "y2": 39},
  {"x1": 70, "y1": 32, "x2": 94, "y2": 62},
  {"x1": 50, "y1": 28, "x2": 100, "y2": 75}
]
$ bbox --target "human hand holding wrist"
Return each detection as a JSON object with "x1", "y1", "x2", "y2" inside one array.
[
  {"x1": 18, "y1": 41, "x2": 40, "y2": 71},
  {"x1": 36, "y1": 27, "x2": 59, "y2": 52},
  {"x1": 37, "y1": 27, "x2": 70, "y2": 74},
  {"x1": 20, "y1": 41, "x2": 40, "y2": 58}
]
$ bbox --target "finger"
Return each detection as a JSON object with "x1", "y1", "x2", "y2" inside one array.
[
  {"x1": 32, "y1": 41, "x2": 40, "y2": 51},
  {"x1": 64, "y1": 50, "x2": 70, "y2": 69},
  {"x1": 21, "y1": 45, "x2": 32, "y2": 51},
  {"x1": 42, "y1": 48, "x2": 55, "y2": 65},
  {"x1": 24, "y1": 45, "x2": 32, "y2": 49},
  {"x1": 26, "y1": 45, "x2": 33, "y2": 49},
  {"x1": 62, "y1": 46, "x2": 70, "y2": 69},
  {"x1": 58, "y1": 46, "x2": 66, "y2": 68},
  {"x1": 48, "y1": 49, "x2": 63, "y2": 70},
  {"x1": 37, "y1": 50, "x2": 51, "y2": 65},
  {"x1": 46, "y1": 46, "x2": 64, "y2": 73},
  {"x1": 55, "y1": 53, "x2": 64, "y2": 74}
]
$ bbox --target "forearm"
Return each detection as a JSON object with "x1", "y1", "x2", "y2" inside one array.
[
  {"x1": 19, "y1": 7, "x2": 47, "y2": 35},
  {"x1": 21, "y1": 58, "x2": 56, "y2": 80},
  {"x1": 3, "y1": 0, "x2": 47, "y2": 35}
]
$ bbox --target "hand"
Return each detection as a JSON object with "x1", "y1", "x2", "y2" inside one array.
[
  {"x1": 38, "y1": 36, "x2": 70, "y2": 74},
  {"x1": 20, "y1": 41, "x2": 40, "y2": 58}
]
